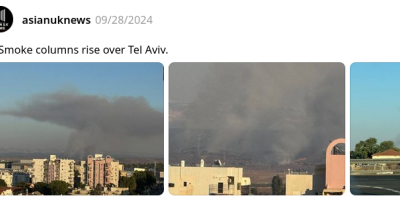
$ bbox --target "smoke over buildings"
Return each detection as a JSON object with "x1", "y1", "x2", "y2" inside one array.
[
  {"x1": 170, "y1": 63, "x2": 344, "y2": 164},
  {"x1": 1, "y1": 89, "x2": 164, "y2": 159}
]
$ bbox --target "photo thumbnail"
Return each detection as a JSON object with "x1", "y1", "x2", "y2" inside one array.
[
  {"x1": 169, "y1": 63, "x2": 345, "y2": 195},
  {"x1": 0, "y1": 63, "x2": 164, "y2": 195},
  {"x1": 351, "y1": 63, "x2": 400, "y2": 195}
]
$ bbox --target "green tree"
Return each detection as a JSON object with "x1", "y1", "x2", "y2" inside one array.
[
  {"x1": 90, "y1": 184, "x2": 103, "y2": 195},
  {"x1": 352, "y1": 137, "x2": 379, "y2": 159},
  {"x1": 128, "y1": 177, "x2": 137, "y2": 195},
  {"x1": 33, "y1": 182, "x2": 50, "y2": 195},
  {"x1": 271, "y1": 175, "x2": 285, "y2": 195},
  {"x1": 352, "y1": 138, "x2": 400, "y2": 159},
  {"x1": 379, "y1": 141, "x2": 400, "y2": 152},
  {"x1": 0, "y1": 179, "x2": 7, "y2": 187},
  {"x1": 134, "y1": 171, "x2": 156, "y2": 195},
  {"x1": 48, "y1": 180, "x2": 69, "y2": 195}
]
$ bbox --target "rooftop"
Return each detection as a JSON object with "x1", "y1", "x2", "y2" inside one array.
[{"x1": 372, "y1": 149, "x2": 400, "y2": 156}]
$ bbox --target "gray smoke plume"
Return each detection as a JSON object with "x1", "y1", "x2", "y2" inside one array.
[
  {"x1": 1, "y1": 89, "x2": 163, "y2": 159},
  {"x1": 170, "y1": 63, "x2": 344, "y2": 164}
]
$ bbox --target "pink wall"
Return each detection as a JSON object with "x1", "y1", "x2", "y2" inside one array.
[{"x1": 325, "y1": 138, "x2": 345, "y2": 190}]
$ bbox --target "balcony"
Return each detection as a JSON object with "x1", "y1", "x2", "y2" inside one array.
[{"x1": 209, "y1": 184, "x2": 235, "y2": 195}]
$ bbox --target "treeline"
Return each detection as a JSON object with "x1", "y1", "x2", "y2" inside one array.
[
  {"x1": 10, "y1": 181, "x2": 70, "y2": 195},
  {"x1": 351, "y1": 137, "x2": 400, "y2": 159}
]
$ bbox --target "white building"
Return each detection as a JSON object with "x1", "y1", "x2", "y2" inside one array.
[
  {"x1": 0, "y1": 170, "x2": 13, "y2": 187},
  {"x1": 169, "y1": 159, "x2": 250, "y2": 195},
  {"x1": 32, "y1": 159, "x2": 47, "y2": 184},
  {"x1": 58, "y1": 159, "x2": 75, "y2": 186}
]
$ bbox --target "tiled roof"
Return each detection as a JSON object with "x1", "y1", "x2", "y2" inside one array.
[{"x1": 373, "y1": 149, "x2": 400, "y2": 156}]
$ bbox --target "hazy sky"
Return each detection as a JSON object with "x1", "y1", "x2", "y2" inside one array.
[
  {"x1": 351, "y1": 63, "x2": 400, "y2": 150},
  {"x1": 0, "y1": 63, "x2": 164, "y2": 158}
]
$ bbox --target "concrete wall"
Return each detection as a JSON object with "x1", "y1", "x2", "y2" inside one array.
[
  {"x1": 285, "y1": 174, "x2": 313, "y2": 195},
  {"x1": 169, "y1": 165, "x2": 243, "y2": 195}
]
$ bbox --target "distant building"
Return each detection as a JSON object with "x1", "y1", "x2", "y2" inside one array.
[
  {"x1": 372, "y1": 149, "x2": 400, "y2": 159},
  {"x1": 169, "y1": 159, "x2": 250, "y2": 195},
  {"x1": 76, "y1": 161, "x2": 86, "y2": 184},
  {"x1": 0, "y1": 162, "x2": 12, "y2": 169},
  {"x1": 118, "y1": 164, "x2": 124, "y2": 172},
  {"x1": 86, "y1": 154, "x2": 119, "y2": 188},
  {"x1": 285, "y1": 174, "x2": 313, "y2": 195},
  {"x1": 134, "y1": 168, "x2": 146, "y2": 172},
  {"x1": 12, "y1": 172, "x2": 30, "y2": 186},
  {"x1": 0, "y1": 170, "x2": 13, "y2": 187},
  {"x1": 11, "y1": 163, "x2": 30, "y2": 171}
]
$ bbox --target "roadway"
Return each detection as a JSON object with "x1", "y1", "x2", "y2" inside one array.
[{"x1": 351, "y1": 175, "x2": 400, "y2": 195}]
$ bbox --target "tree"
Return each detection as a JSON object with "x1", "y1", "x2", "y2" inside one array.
[
  {"x1": 134, "y1": 171, "x2": 156, "y2": 195},
  {"x1": 379, "y1": 141, "x2": 400, "y2": 152},
  {"x1": 128, "y1": 177, "x2": 137, "y2": 195},
  {"x1": 90, "y1": 184, "x2": 103, "y2": 195},
  {"x1": 352, "y1": 138, "x2": 400, "y2": 159},
  {"x1": 271, "y1": 175, "x2": 285, "y2": 195},
  {"x1": 48, "y1": 180, "x2": 69, "y2": 195},
  {"x1": 33, "y1": 182, "x2": 51, "y2": 195},
  {"x1": 0, "y1": 179, "x2": 7, "y2": 187},
  {"x1": 73, "y1": 169, "x2": 81, "y2": 189}
]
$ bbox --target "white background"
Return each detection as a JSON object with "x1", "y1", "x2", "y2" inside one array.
[{"x1": 1, "y1": 0, "x2": 399, "y2": 199}]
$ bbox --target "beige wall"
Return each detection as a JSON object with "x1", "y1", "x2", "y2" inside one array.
[
  {"x1": 372, "y1": 155, "x2": 400, "y2": 159},
  {"x1": 32, "y1": 159, "x2": 47, "y2": 184},
  {"x1": 286, "y1": 174, "x2": 313, "y2": 195},
  {"x1": 110, "y1": 161, "x2": 120, "y2": 186},
  {"x1": 169, "y1": 166, "x2": 244, "y2": 195}
]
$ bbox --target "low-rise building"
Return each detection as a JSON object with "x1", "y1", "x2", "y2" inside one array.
[
  {"x1": 0, "y1": 162, "x2": 12, "y2": 169},
  {"x1": 372, "y1": 149, "x2": 400, "y2": 159},
  {"x1": 12, "y1": 172, "x2": 30, "y2": 186},
  {"x1": 169, "y1": 159, "x2": 250, "y2": 195},
  {"x1": 285, "y1": 174, "x2": 313, "y2": 195}
]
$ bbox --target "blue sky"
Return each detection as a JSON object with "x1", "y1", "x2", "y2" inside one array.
[
  {"x1": 351, "y1": 63, "x2": 400, "y2": 150},
  {"x1": 0, "y1": 63, "x2": 164, "y2": 111}
]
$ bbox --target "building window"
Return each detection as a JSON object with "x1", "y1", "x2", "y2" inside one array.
[
  {"x1": 183, "y1": 182, "x2": 187, "y2": 187},
  {"x1": 169, "y1": 183, "x2": 175, "y2": 187},
  {"x1": 218, "y1": 182, "x2": 223, "y2": 193}
]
